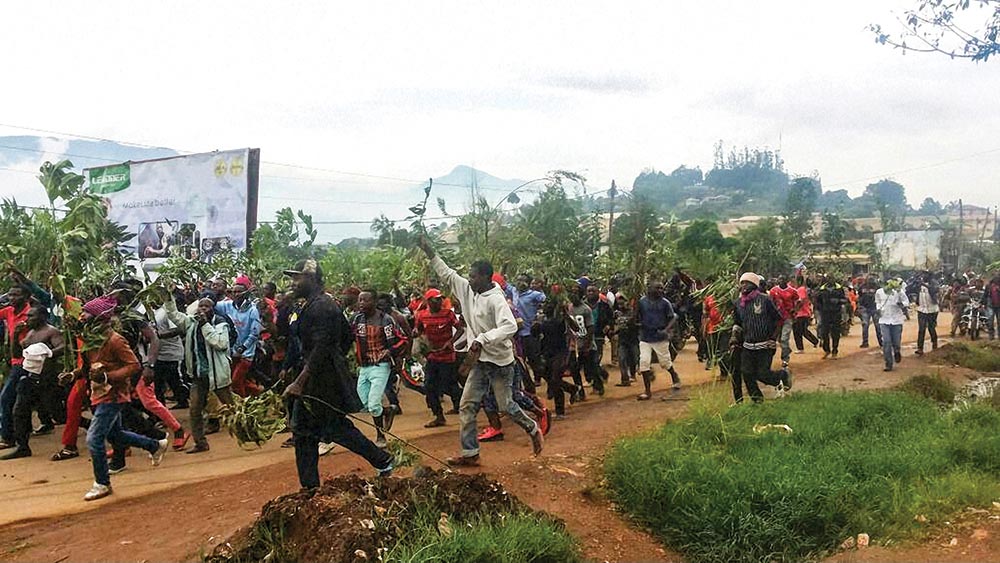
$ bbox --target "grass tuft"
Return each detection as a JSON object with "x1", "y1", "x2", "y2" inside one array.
[
  {"x1": 605, "y1": 390, "x2": 1000, "y2": 563},
  {"x1": 899, "y1": 373, "x2": 957, "y2": 404}
]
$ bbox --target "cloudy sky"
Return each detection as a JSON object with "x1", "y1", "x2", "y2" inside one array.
[{"x1": 1, "y1": 1, "x2": 998, "y2": 241}]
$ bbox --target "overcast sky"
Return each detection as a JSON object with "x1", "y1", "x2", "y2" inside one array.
[{"x1": 1, "y1": 1, "x2": 998, "y2": 241}]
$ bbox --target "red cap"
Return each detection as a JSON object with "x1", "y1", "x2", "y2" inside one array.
[
  {"x1": 424, "y1": 288, "x2": 443, "y2": 300},
  {"x1": 492, "y1": 273, "x2": 507, "y2": 289}
]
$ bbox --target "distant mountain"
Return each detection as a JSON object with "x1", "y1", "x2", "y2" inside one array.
[{"x1": 0, "y1": 136, "x2": 528, "y2": 243}]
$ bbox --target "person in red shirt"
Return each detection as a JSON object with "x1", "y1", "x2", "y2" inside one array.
[
  {"x1": 413, "y1": 289, "x2": 463, "y2": 428},
  {"x1": 0, "y1": 283, "x2": 33, "y2": 449},
  {"x1": 791, "y1": 277, "x2": 819, "y2": 352},
  {"x1": 768, "y1": 275, "x2": 798, "y2": 367}
]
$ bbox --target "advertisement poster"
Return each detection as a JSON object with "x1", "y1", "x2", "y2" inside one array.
[{"x1": 87, "y1": 148, "x2": 260, "y2": 263}]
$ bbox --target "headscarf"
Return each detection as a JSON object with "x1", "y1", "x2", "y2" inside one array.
[{"x1": 82, "y1": 295, "x2": 118, "y2": 321}]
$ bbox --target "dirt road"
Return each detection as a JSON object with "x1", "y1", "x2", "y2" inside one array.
[{"x1": 2, "y1": 313, "x2": 997, "y2": 562}]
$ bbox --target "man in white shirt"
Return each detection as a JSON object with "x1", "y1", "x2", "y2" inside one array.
[
  {"x1": 875, "y1": 279, "x2": 910, "y2": 372},
  {"x1": 418, "y1": 236, "x2": 543, "y2": 466}
]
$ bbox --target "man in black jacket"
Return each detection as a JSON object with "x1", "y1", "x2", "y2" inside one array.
[
  {"x1": 815, "y1": 275, "x2": 848, "y2": 359},
  {"x1": 282, "y1": 259, "x2": 392, "y2": 489}
]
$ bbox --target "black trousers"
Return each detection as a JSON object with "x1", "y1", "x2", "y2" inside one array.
[
  {"x1": 11, "y1": 374, "x2": 45, "y2": 451},
  {"x1": 792, "y1": 317, "x2": 819, "y2": 350},
  {"x1": 543, "y1": 354, "x2": 574, "y2": 416},
  {"x1": 570, "y1": 349, "x2": 604, "y2": 394},
  {"x1": 424, "y1": 360, "x2": 462, "y2": 417},
  {"x1": 735, "y1": 348, "x2": 781, "y2": 404},
  {"x1": 917, "y1": 312, "x2": 938, "y2": 351},
  {"x1": 153, "y1": 361, "x2": 189, "y2": 405},
  {"x1": 817, "y1": 320, "x2": 840, "y2": 354},
  {"x1": 290, "y1": 397, "x2": 392, "y2": 489}
]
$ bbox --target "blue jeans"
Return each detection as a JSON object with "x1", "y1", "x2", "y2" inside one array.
[
  {"x1": 880, "y1": 324, "x2": 903, "y2": 369},
  {"x1": 87, "y1": 402, "x2": 159, "y2": 486},
  {"x1": 0, "y1": 365, "x2": 26, "y2": 442},
  {"x1": 859, "y1": 309, "x2": 882, "y2": 347},
  {"x1": 289, "y1": 397, "x2": 392, "y2": 489},
  {"x1": 459, "y1": 361, "x2": 537, "y2": 457},
  {"x1": 357, "y1": 363, "x2": 391, "y2": 417}
]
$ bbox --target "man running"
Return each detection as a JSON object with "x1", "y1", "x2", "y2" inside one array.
[
  {"x1": 0, "y1": 283, "x2": 34, "y2": 450},
  {"x1": 636, "y1": 280, "x2": 682, "y2": 401},
  {"x1": 732, "y1": 273, "x2": 791, "y2": 404},
  {"x1": 413, "y1": 288, "x2": 463, "y2": 428},
  {"x1": 767, "y1": 275, "x2": 797, "y2": 368},
  {"x1": 282, "y1": 259, "x2": 393, "y2": 489},
  {"x1": 351, "y1": 290, "x2": 408, "y2": 448},
  {"x1": 418, "y1": 236, "x2": 543, "y2": 466}
]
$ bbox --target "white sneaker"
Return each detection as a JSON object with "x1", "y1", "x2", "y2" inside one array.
[
  {"x1": 150, "y1": 438, "x2": 168, "y2": 466},
  {"x1": 84, "y1": 482, "x2": 112, "y2": 501},
  {"x1": 318, "y1": 442, "x2": 336, "y2": 456}
]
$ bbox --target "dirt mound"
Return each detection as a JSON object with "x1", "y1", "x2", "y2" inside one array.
[
  {"x1": 927, "y1": 341, "x2": 1000, "y2": 372},
  {"x1": 207, "y1": 470, "x2": 527, "y2": 563}
]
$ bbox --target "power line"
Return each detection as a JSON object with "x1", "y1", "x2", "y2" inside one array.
[
  {"x1": 823, "y1": 146, "x2": 1000, "y2": 188},
  {"x1": 0, "y1": 123, "x2": 519, "y2": 192}
]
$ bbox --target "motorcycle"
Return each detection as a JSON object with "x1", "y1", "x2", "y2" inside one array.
[{"x1": 961, "y1": 298, "x2": 989, "y2": 341}]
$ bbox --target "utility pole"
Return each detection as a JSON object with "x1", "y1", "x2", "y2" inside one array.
[
  {"x1": 607, "y1": 180, "x2": 618, "y2": 256},
  {"x1": 957, "y1": 199, "x2": 964, "y2": 272}
]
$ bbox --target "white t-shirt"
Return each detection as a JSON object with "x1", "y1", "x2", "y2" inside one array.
[
  {"x1": 916, "y1": 286, "x2": 939, "y2": 315},
  {"x1": 875, "y1": 288, "x2": 909, "y2": 325}
]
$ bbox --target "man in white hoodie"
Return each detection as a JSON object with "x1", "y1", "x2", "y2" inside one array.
[{"x1": 418, "y1": 236, "x2": 543, "y2": 466}]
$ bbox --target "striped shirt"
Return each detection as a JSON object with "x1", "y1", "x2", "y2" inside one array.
[{"x1": 734, "y1": 292, "x2": 782, "y2": 348}]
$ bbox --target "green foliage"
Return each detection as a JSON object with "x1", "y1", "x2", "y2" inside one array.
[
  {"x1": 633, "y1": 165, "x2": 704, "y2": 208},
  {"x1": 606, "y1": 391, "x2": 1000, "y2": 563},
  {"x1": 706, "y1": 142, "x2": 788, "y2": 198},
  {"x1": 676, "y1": 219, "x2": 733, "y2": 278},
  {"x1": 730, "y1": 218, "x2": 795, "y2": 276},
  {"x1": 319, "y1": 246, "x2": 425, "y2": 292},
  {"x1": 250, "y1": 207, "x2": 319, "y2": 281},
  {"x1": 821, "y1": 210, "x2": 849, "y2": 257},
  {"x1": 384, "y1": 508, "x2": 582, "y2": 563},
  {"x1": 865, "y1": 179, "x2": 908, "y2": 231},
  {"x1": 899, "y1": 374, "x2": 957, "y2": 404}
]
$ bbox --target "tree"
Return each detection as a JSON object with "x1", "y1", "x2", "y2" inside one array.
[
  {"x1": 869, "y1": 0, "x2": 1000, "y2": 62},
  {"x1": 705, "y1": 143, "x2": 788, "y2": 198},
  {"x1": 864, "y1": 179, "x2": 909, "y2": 231},
  {"x1": 730, "y1": 218, "x2": 795, "y2": 277},
  {"x1": 821, "y1": 211, "x2": 849, "y2": 258},
  {"x1": 783, "y1": 177, "x2": 821, "y2": 242},
  {"x1": 632, "y1": 165, "x2": 702, "y2": 208},
  {"x1": 918, "y1": 197, "x2": 944, "y2": 215}
]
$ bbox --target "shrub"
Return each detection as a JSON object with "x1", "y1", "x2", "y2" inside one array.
[{"x1": 605, "y1": 391, "x2": 1000, "y2": 563}]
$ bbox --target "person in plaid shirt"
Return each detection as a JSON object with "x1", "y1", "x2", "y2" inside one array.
[{"x1": 350, "y1": 290, "x2": 408, "y2": 448}]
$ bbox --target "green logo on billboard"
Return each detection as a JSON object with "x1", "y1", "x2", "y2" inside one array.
[{"x1": 89, "y1": 164, "x2": 131, "y2": 194}]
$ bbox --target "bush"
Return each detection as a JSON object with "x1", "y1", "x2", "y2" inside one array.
[
  {"x1": 605, "y1": 391, "x2": 1000, "y2": 563},
  {"x1": 899, "y1": 374, "x2": 957, "y2": 404}
]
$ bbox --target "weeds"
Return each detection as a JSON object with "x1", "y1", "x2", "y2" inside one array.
[{"x1": 605, "y1": 390, "x2": 1000, "y2": 563}]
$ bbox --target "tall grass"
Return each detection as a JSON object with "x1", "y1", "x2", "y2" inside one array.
[
  {"x1": 605, "y1": 390, "x2": 1000, "y2": 563},
  {"x1": 384, "y1": 507, "x2": 582, "y2": 563}
]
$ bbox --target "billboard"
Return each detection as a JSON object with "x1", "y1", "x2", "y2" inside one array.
[
  {"x1": 874, "y1": 229, "x2": 944, "y2": 271},
  {"x1": 87, "y1": 149, "x2": 260, "y2": 263}
]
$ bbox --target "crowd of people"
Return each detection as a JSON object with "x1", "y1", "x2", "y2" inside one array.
[{"x1": 1, "y1": 250, "x2": 998, "y2": 501}]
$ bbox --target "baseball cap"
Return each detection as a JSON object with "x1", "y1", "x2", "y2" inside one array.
[
  {"x1": 424, "y1": 288, "x2": 443, "y2": 300},
  {"x1": 283, "y1": 258, "x2": 322, "y2": 278}
]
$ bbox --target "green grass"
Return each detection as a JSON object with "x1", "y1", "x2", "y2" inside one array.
[
  {"x1": 899, "y1": 373, "x2": 957, "y2": 404},
  {"x1": 384, "y1": 507, "x2": 582, "y2": 563},
  {"x1": 605, "y1": 390, "x2": 1000, "y2": 563}
]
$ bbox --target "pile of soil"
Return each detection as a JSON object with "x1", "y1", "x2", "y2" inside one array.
[
  {"x1": 207, "y1": 470, "x2": 528, "y2": 563},
  {"x1": 927, "y1": 340, "x2": 1000, "y2": 372}
]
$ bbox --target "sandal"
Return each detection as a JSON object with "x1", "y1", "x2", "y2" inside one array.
[
  {"x1": 51, "y1": 448, "x2": 80, "y2": 461},
  {"x1": 637, "y1": 393, "x2": 651, "y2": 401}
]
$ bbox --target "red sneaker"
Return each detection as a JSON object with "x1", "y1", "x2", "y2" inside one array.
[{"x1": 477, "y1": 426, "x2": 504, "y2": 442}]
